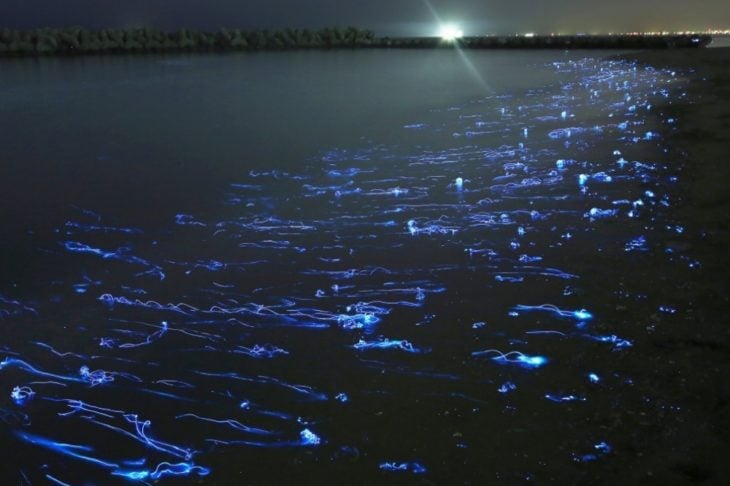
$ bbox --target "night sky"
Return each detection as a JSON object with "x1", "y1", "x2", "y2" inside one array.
[{"x1": 1, "y1": 0, "x2": 728, "y2": 35}]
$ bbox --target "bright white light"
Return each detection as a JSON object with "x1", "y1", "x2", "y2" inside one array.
[{"x1": 439, "y1": 24, "x2": 464, "y2": 41}]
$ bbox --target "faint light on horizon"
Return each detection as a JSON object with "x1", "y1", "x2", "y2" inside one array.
[{"x1": 438, "y1": 24, "x2": 464, "y2": 41}]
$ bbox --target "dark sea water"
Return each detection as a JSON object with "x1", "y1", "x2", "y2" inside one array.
[{"x1": 0, "y1": 49, "x2": 710, "y2": 484}]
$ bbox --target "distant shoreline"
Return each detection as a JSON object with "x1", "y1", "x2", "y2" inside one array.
[{"x1": 0, "y1": 27, "x2": 711, "y2": 57}]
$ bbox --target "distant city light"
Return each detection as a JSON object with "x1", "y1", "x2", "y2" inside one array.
[{"x1": 438, "y1": 24, "x2": 464, "y2": 41}]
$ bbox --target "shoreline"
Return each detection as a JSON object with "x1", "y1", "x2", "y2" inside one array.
[
  {"x1": 621, "y1": 48, "x2": 730, "y2": 277},
  {"x1": 0, "y1": 28, "x2": 710, "y2": 57},
  {"x1": 616, "y1": 47, "x2": 730, "y2": 482}
]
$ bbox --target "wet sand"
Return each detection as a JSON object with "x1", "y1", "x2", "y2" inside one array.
[
  {"x1": 615, "y1": 47, "x2": 730, "y2": 483},
  {"x1": 626, "y1": 48, "x2": 730, "y2": 234}
]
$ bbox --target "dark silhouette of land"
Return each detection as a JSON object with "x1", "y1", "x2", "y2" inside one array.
[{"x1": 0, "y1": 27, "x2": 711, "y2": 56}]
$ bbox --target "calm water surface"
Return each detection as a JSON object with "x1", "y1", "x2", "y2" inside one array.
[{"x1": 0, "y1": 50, "x2": 709, "y2": 484}]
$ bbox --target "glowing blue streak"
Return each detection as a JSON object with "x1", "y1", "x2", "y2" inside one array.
[
  {"x1": 63, "y1": 241, "x2": 165, "y2": 280},
  {"x1": 379, "y1": 461, "x2": 427, "y2": 474},
  {"x1": 545, "y1": 394, "x2": 586, "y2": 403},
  {"x1": 625, "y1": 235, "x2": 648, "y2": 252},
  {"x1": 113, "y1": 462, "x2": 210, "y2": 481},
  {"x1": 15, "y1": 431, "x2": 119, "y2": 469},
  {"x1": 337, "y1": 312, "x2": 381, "y2": 330},
  {"x1": 205, "y1": 428, "x2": 321, "y2": 448},
  {"x1": 233, "y1": 344, "x2": 289, "y2": 358},
  {"x1": 0, "y1": 295, "x2": 37, "y2": 316},
  {"x1": 472, "y1": 350, "x2": 548, "y2": 369},
  {"x1": 33, "y1": 342, "x2": 87, "y2": 359},
  {"x1": 353, "y1": 339, "x2": 423, "y2": 353},
  {"x1": 51, "y1": 398, "x2": 123, "y2": 418},
  {"x1": 79, "y1": 365, "x2": 116, "y2": 386},
  {"x1": 64, "y1": 220, "x2": 142, "y2": 234},
  {"x1": 50, "y1": 399, "x2": 196, "y2": 460},
  {"x1": 117, "y1": 321, "x2": 168, "y2": 349},
  {"x1": 586, "y1": 334, "x2": 633, "y2": 349},
  {"x1": 0, "y1": 358, "x2": 85, "y2": 383},
  {"x1": 45, "y1": 474, "x2": 72, "y2": 486},
  {"x1": 195, "y1": 371, "x2": 328, "y2": 401},
  {"x1": 574, "y1": 441, "x2": 613, "y2": 462},
  {"x1": 154, "y1": 379, "x2": 195, "y2": 389},
  {"x1": 175, "y1": 214, "x2": 206, "y2": 226},
  {"x1": 124, "y1": 414, "x2": 195, "y2": 460},
  {"x1": 513, "y1": 304, "x2": 593, "y2": 321},
  {"x1": 176, "y1": 413, "x2": 277, "y2": 436}
]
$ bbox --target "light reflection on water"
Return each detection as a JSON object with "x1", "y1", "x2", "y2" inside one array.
[{"x1": 0, "y1": 52, "x2": 701, "y2": 483}]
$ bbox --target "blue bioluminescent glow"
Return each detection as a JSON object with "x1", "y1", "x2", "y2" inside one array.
[
  {"x1": 625, "y1": 235, "x2": 648, "y2": 252},
  {"x1": 176, "y1": 413, "x2": 277, "y2": 436},
  {"x1": 353, "y1": 338, "x2": 423, "y2": 353},
  {"x1": 79, "y1": 366, "x2": 116, "y2": 386},
  {"x1": 0, "y1": 295, "x2": 38, "y2": 318},
  {"x1": 512, "y1": 304, "x2": 593, "y2": 321},
  {"x1": 586, "y1": 334, "x2": 634, "y2": 349},
  {"x1": 195, "y1": 371, "x2": 328, "y2": 401},
  {"x1": 594, "y1": 441, "x2": 613, "y2": 453},
  {"x1": 0, "y1": 358, "x2": 85, "y2": 384},
  {"x1": 10, "y1": 386, "x2": 35, "y2": 405},
  {"x1": 112, "y1": 462, "x2": 210, "y2": 481},
  {"x1": 204, "y1": 427, "x2": 322, "y2": 448},
  {"x1": 300, "y1": 428, "x2": 321, "y2": 446},
  {"x1": 233, "y1": 344, "x2": 290, "y2": 358},
  {"x1": 63, "y1": 241, "x2": 165, "y2": 280},
  {"x1": 65, "y1": 220, "x2": 142, "y2": 235},
  {"x1": 574, "y1": 441, "x2": 613, "y2": 462},
  {"x1": 337, "y1": 312, "x2": 381, "y2": 330},
  {"x1": 115, "y1": 321, "x2": 169, "y2": 349},
  {"x1": 545, "y1": 394, "x2": 586, "y2": 403},
  {"x1": 1, "y1": 56, "x2": 692, "y2": 482},
  {"x1": 498, "y1": 382, "x2": 517, "y2": 394},
  {"x1": 45, "y1": 474, "x2": 72, "y2": 486},
  {"x1": 379, "y1": 461, "x2": 427, "y2": 474},
  {"x1": 586, "y1": 208, "x2": 618, "y2": 219},
  {"x1": 472, "y1": 350, "x2": 548, "y2": 369},
  {"x1": 15, "y1": 431, "x2": 120, "y2": 469}
]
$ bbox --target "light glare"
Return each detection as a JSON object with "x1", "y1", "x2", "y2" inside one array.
[{"x1": 439, "y1": 24, "x2": 463, "y2": 41}]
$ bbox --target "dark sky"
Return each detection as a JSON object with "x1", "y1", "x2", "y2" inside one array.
[{"x1": 2, "y1": 0, "x2": 728, "y2": 35}]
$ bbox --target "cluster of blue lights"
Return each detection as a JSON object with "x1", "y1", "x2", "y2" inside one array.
[
  {"x1": 0, "y1": 57, "x2": 693, "y2": 482},
  {"x1": 472, "y1": 350, "x2": 548, "y2": 369},
  {"x1": 10, "y1": 386, "x2": 35, "y2": 405},
  {"x1": 574, "y1": 441, "x2": 614, "y2": 463},
  {"x1": 379, "y1": 461, "x2": 427, "y2": 474},
  {"x1": 512, "y1": 304, "x2": 593, "y2": 321},
  {"x1": 353, "y1": 338, "x2": 423, "y2": 353}
]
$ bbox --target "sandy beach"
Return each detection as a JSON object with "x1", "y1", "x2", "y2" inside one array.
[
  {"x1": 614, "y1": 47, "x2": 730, "y2": 482},
  {"x1": 627, "y1": 47, "x2": 730, "y2": 222},
  {"x1": 629, "y1": 47, "x2": 730, "y2": 321}
]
